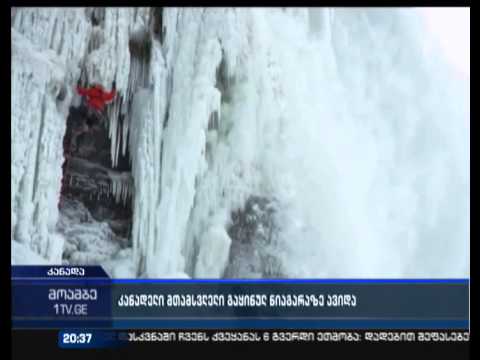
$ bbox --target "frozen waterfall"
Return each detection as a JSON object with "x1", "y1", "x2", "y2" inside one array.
[{"x1": 11, "y1": 8, "x2": 469, "y2": 278}]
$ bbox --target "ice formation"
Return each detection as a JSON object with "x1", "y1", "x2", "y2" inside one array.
[
  {"x1": 57, "y1": 198, "x2": 126, "y2": 265},
  {"x1": 11, "y1": 8, "x2": 469, "y2": 278}
]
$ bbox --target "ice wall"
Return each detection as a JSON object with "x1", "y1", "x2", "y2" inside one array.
[
  {"x1": 140, "y1": 8, "x2": 469, "y2": 278},
  {"x1": 12, "y1": 9, "x2": 91, "y2": 262},
  {"x1": 11, "y1": 8, "x2": 469, "y2": 278},
  {"x1": 11, "y1": 8, "x2": 152, "y2": 263}
]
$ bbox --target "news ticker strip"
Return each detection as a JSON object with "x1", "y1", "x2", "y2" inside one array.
[
  {"x1": 11, "y1": 266, "x2": 469, "y2": 330},
  {"x1": 57, "y1": 330, "x2": 471, "y2": 348}
]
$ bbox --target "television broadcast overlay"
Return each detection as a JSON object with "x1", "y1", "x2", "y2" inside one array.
[
  {"x1": 12, "y1": 266, "x2": 470, "y2": 346},
  {"x1": 11, "y1": 7, "x2": 469, "y2": 349}
]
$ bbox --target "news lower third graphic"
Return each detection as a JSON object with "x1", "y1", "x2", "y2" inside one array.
[{"x1": 12, "y1": 265, "x2": 469, "y2": 333}]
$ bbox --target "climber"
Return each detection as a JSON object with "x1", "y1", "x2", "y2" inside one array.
[
  {"x1": 67, "y1": 80, "x2": 115, "y2": 154},
  {"x1": 76, "y1": 79, "x2": 117, "y2": 125}
]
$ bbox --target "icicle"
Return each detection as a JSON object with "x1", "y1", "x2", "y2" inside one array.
[
  {"x1": 122, "y1": 112, "x2": 129, "y2": 157},
  {"x1": 115, "y1": 123, "x2": 121, "y2": 167},
  {"x1": 123, "y1": 179, "x2": 131, "y2": 206},
  {"x1": 121, "y1": 181, "x2": 125, "y2": 205},
  {"x1": 107, "y1": 96, "x2": 126, "y2": 169},
  {"x1": 109, "y1": 104, "x2": 118, "y2": 167},
  {"x1": 113, "y1": 178, "x2": 117, "y2": 203}
]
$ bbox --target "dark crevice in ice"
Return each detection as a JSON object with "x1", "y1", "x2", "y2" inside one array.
[
  {"x1": 59, "y1": 102, "x2": 133, "y2": 242},
  {"x1": 215, "y1": 49, "x2": 234, "y2": 104},
  {"x1": 89, "y1": 7, "x2": 105, "y2": 27},
  {"x1": 150, "y1": 7, "x2": 164, "y2": 43}
]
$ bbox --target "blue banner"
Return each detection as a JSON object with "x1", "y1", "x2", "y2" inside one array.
[
  {"x1": 12, "y1": 265, "x2": 110, "y2": 278},
  {"x1": 11, "y1": 266, "x2": 469, "y2": 330}
]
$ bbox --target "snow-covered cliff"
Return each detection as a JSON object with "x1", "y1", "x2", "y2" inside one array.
[{"x1": 11, "y1": 8, "x2": 469, "y2": 278}]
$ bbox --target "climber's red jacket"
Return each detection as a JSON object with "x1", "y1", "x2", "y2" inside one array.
[{"x1": 77, "y1": 85, "x2": 116, "y2": 111}]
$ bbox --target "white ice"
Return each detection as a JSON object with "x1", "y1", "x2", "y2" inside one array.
[{"x1": 11, "y1": 8, "x2": 469, "y2": 279}]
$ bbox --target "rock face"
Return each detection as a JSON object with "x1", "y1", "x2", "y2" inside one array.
[
  {"x1": 224, "y1": 196, "x2": 283, "y2": 278},
  {"x1": 228, "y1": 196, "x2": 276, "y2": 246}
]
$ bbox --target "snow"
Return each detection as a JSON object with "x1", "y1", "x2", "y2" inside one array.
[
  {"x1": 12, "y1": 8, "x2": 469, "y2": 278},
  {"x1": 12, "y1": 240, "x2": 49, "y2": 265},
  {"x1": 11, "y1": 27, "x2": 80, "y2": 263},
  {"x1": 195, "y1": 225, "x2": 232, "y2": 278},
  {"x1": 100, "y1": 248, "x2": 136, "y2": 278}
]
